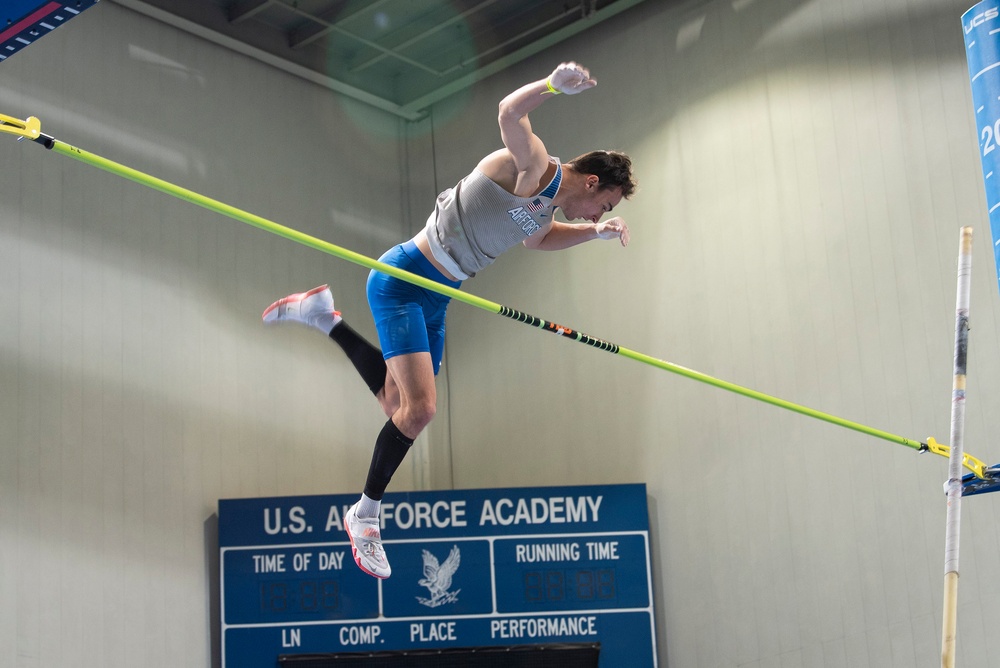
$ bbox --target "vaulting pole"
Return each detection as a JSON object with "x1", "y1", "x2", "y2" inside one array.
[{"x1": 941, "y1": 227, "x2": 973, "y2": 668}]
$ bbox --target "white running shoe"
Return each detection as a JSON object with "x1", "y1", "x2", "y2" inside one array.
[
  {"x1": 344, "y1": 502, "x2": 391, "y2": 579},
  {"x1": 262, "y1": 284, "x2": 340, "y2": 333}
]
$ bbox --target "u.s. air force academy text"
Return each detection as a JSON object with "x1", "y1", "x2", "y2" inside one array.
[{"x1": 259, "y1": 493, "x2": 605, "y2": 534}]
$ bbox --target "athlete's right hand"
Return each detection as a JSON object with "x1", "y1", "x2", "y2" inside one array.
[
  {"x1": 595, "y1": 217, "x2": 630, "y2": 247},
  {"x1": 548, "y1": 62, "x2": 597, "y2": 95}
]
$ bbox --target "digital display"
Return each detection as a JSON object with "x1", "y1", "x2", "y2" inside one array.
[
  {"x1": 492, "y1": 534, "x2": 649, "y2": 613},
  {"x1": 524, "y1": 568, "x2": 616, "y2": 603},
  {"x1": 224, "y1": 546, "x2": 379, "y2": 624},
  {"x1": 259, "y1": 579, "x2": 342, "y2": 613},
  {"x1": 219, "y1": 483, "x2": 657, "y2": 667}
]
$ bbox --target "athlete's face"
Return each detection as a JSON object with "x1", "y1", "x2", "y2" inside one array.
[{"x1": 563, "y1": 181, "x2": 623, "y2": 224}]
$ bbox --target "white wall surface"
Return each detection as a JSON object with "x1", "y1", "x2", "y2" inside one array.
[
  {"x1": 432, "y1": 0, "x2": 1000, "y2": 666},
  {"x1": 0, "y1": 3, "x2": 412, "y2": 666},
  {"x1": 2, "y1": 0, "x2": 1000, "y2": 667}
]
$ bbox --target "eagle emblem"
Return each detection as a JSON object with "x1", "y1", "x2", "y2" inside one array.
[{"x1": 416, "y1": 545, "x2": 461, "y2": 608}]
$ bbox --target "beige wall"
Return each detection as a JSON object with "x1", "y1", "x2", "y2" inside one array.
[
  {"x1": 431, "y1": 0, "x2": 1000, "y2": 666},
  {"x1": 0, "y1": 3, "x2": 412, "y2": 665},
  {"x1": 3, "y1": 0, "x2": 999, "y2": 667}
]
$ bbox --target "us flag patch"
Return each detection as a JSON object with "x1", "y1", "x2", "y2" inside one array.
[{"x1": 526, "y1": 198, "x2": 544, "y2": 213}]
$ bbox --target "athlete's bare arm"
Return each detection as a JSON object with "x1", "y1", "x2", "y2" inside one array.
[{"x1": 480, "y1": 62, "x2": 596, "y2": 197}]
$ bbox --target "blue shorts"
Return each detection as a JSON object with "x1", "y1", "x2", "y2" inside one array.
[{"x1": 366, "y1": 240, "x2": 462, "y2": 375}]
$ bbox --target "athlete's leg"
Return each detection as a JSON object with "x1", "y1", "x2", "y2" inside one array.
[
  {"x1": 364, "y1": 239, "x2": 456, "y2": 422},
  {"x1": 329, "y1": 320, "x2": 388, "y2": 396},
  {"x1": 344, "y1": 352, "x2": 434, "y2": 580},
  {"x1": 358, "y1": 351, "x2": 435, "y2": 517},
  {"x1": 377, "y1": 370, "x2": 401, "y2": 418},
  {"x1": 384, "y1": 352, "x2": 437, "y2": 438},
  {"x1": 359, "y1": 298, "x2": 437, "y2": 503},
  {"x1": 263, "y1": 284, "x2": 390, "y2": 397}
]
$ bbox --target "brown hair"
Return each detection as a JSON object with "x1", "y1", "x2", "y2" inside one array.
[{"x1": 566, "y1": 150, "x2": 636, "y2": 198}]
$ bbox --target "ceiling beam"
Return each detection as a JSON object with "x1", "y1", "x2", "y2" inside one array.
[
  {"x1": 108, "y1": 0, "x2": 427, "y2": 121},
  {"x1": 228, "y1": 0, "x2": 273, "y2": 25},
  {"x1": 287, "y1": 0, "x2": 394, "y2": 50},
  {"x1": 399, "y1": 0, "x2": 651, "y2": 116},
  {"x1": 348, "y1": 0, "x2": 502, "y2": 75},
  {"x1": 107, "y1": 0, "x2": 652, "y2": 122},
  {"x1": 279, "y1": 1, "x2": 440, "y2": 75}
]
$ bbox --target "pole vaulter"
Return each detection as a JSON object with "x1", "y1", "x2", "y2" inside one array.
[{"x1": 3, "y1": 112, "x2": 999, "y2": 494}]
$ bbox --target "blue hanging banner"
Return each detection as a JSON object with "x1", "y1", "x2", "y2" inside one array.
[
  {"x1": 964, "y1": 2, "x2": 1000, "y2": 295},
  {"x1": 0, "y1": 1, "x2": 100, "y2": 63}
]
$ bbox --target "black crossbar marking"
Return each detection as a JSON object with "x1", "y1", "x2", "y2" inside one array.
[{"x1": 499, "y1": 306, "x2": 619, "y2": 353}]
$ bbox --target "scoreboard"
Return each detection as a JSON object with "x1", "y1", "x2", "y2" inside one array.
[{"x1": 219, "y1": 483, "x2": 657, "y2": 666}]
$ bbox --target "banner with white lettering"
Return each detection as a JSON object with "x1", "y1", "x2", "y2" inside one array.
[
  {"x1": 964, "y1": 1, "x2": 1000, "y2": 295},
  {"x1": 219, "y1": 483, "x2": 656, "y2": 667}
]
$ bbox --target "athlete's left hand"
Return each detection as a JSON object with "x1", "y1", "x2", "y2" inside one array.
[
  {"x1": 548, "y1": 62, "x2": 597, "y2": 95},
  {"x1": 595, "y1": 217, "x2": 630, "y2": 247}
]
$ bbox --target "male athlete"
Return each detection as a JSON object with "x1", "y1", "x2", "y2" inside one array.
[{"x1": 263, "y1": 62, "x2": 636, "y2": 579}]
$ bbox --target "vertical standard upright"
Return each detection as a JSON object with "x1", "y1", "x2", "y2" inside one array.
[{"x1": 941, "y1": 227, "x2": 973, "y2": 668}]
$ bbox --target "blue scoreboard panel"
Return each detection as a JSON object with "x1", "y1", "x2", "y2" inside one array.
[{"x1": 219, "y1": 483, "x2": 657, "y2": 667}]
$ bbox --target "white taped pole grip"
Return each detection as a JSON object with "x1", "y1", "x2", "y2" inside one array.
[
  {"x1": 941, "y1": 227, "x2": 972, "y2": 668},
  {"x1": 944, "y1": 228, "x2": 972, "y2": 575}
]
